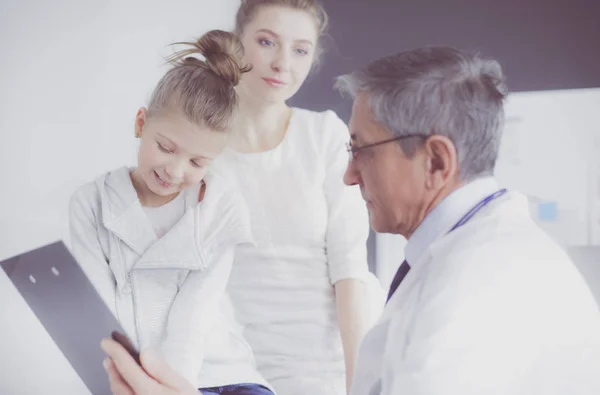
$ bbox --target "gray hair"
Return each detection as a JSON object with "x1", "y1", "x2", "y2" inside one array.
[{"x1": 334, "y1": 46, "x2": 508, "y2": 181}]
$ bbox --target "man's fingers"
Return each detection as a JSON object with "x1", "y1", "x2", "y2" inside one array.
[
  {"x1": 101, "y1": 338, "x2": 153, "y2": 393},
  {"x1": 104, "y1": 358, "x2": 135, "y2": 395},
  {"x1": 141, "y1": 350, "x2": 195, "y2": 391}
]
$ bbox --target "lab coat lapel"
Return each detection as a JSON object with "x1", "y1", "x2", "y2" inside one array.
[{"x1": 381, "y1": 252, "x2": 430, "y2": 320}]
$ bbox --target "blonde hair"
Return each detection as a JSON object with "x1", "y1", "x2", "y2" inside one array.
[
  {"x1": 235, "y1": 0, "x2": 329, "y2": 63},
  {"x1": 147, "y1": 30, "x2": 251, "y2": 132}
]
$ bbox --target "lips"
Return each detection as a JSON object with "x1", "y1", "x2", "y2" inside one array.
[
  {"x1": 262, "y1": 77, "x2": 286, "y2": 87},
  {"x1": 154, "y1": 171, "x2": 172, "y2": 188}
]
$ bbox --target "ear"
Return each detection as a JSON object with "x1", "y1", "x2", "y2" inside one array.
[
  {"x1": 198, "y1": 181, "x2": 206, "y2": 202},
  {"x1": 422, "y1": 135, "x2": 459, "y2": 190},
  {"x1": 134, "y1": 107, "x2": 148, "y2": 138}
]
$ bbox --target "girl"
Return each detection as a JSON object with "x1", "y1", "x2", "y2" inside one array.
[
  {"x1": 69, "y1": 30, "x2": 274, "y2": 395},
  {"x1": 213, "y1": 1, "x2": 386, "y2": 394}
]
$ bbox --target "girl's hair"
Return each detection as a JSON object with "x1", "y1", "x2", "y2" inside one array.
[
  {"x1": 147, "y1": 30, "x2": 251, "y2": 132},
  {"x1": 234, "y1": 0, "x2": 329, "y2": 63}
]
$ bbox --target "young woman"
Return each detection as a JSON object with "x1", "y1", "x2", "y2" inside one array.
[{"x1": 214, "y1": 1, "x2": 385, "y2": 393}]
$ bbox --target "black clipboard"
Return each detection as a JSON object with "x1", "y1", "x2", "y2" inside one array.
[{"x1": 1, "y1": 241, "x2": 139, "y2": 395}]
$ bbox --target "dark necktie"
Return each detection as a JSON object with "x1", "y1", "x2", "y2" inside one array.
[{"x1": 386, "y1": 260, "x2": 410, "y2": 302}]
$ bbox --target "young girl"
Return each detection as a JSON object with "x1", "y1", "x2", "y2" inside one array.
[{"x1": 69, "y1": 30, "x2": 274, "y2": 395}]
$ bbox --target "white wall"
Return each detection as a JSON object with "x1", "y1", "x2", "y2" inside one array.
[
  {"x1": 375, "y1": 88, "x2": 600, "y2": 288},
  {"x1": 567, "y1": 246, "x2": 600, "y2": 307},
  {"x1": 495, "y1": 88, "x2": 600, "y2": 247},
  {"x1": 0, "y1": 1, "x2": 239, "y2": 393}
]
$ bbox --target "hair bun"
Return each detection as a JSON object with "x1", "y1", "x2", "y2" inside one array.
[
  {"x1": 197, "y1": 30, "x2": 250, "y2": 86},
  {"x1": 167, "y1": 30, "x2": 251, "y2": 87}
]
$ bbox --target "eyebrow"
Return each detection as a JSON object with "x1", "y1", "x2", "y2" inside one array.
[
  {"x1": 255, "y1": 28, "x2": 314, "y2": 46},
  {"x1": 156, "y1": 133, "x2": 176, "y2": 147},
  {"x1": 156, "y1": 133, "x2": 212, "y2": 160}
]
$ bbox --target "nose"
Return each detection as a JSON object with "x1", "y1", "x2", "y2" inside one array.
[
  {"x1": 271, "y1": 47, "x2": 291, "y2": 73},
  {"x1": 343, "y1": 160, "x2": 359, "y2": 186},
  {"x1": 164, "y1": 159, "x2": 185, "y2": 181}
]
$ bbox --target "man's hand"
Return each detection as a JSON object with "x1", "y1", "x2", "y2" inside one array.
[{"x1": 101, "y1": 338, "x2": 198, "y2": 395}]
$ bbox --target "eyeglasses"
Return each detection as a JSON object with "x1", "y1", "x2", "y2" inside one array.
[{"x1": 346, "y1": 134, "x2": 427, "y2": 162}]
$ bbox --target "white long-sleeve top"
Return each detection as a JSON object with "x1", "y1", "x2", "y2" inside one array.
[
  {"x1": 68, "y1": 166, "x2": 270, "y2": 390},
  {"x1": 213, "y1": 108, "x2": 378, "y2": 395}
]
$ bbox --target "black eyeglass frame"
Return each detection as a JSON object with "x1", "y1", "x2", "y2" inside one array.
[{"x1": 346, "y1": 134, "x2": 427, "y2": 157}]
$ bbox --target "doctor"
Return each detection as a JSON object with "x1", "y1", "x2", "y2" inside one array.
[
  {"x1": 336, "y1": 46, "x2": 600, "y2": 395},
  {"x1": 100, "y1": 46, "x2": 600, "y2": 395}
]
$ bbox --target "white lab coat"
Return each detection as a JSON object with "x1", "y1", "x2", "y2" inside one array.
[
  {"x1": 69, "y1": 167, "x2": 268, "y2": 389},
  {"x1": 351, "y1": 191, "x2": 600, "y2": 395}
]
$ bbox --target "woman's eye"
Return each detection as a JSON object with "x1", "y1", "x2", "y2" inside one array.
[
  {"x1": 259, "y1": 39, "x2": 274, "y2": 47},
  {"x1": 191, "y1": 160, "x2": 204, "y2": 168},
  {"x1": 295, "y1": 48, "x2": 309, "y2": 56}
]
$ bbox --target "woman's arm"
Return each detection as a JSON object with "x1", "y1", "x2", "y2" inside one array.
[
  {"x1": 335, "y1": 278, "x2": 371, "y2": 392},
  {"x1": 321, "y1": 111, "x2": 383, "y2": 392}
]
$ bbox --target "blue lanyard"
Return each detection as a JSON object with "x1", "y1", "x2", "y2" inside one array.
[{"x1": 448, "y1": 189, "x2": 508, "y2": 233}]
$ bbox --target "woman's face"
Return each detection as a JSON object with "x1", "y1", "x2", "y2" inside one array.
[{"x1": 238, "y1": 5, "x2": 318, "y2": 104}]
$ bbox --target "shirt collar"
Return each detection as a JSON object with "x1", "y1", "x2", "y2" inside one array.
[{"x1": 404, "y1": 177, "x2": 500, "y2": 267}]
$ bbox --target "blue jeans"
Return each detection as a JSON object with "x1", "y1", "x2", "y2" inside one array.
[{"x1": 199, "y1": 383, "x2": 274, "y2": 395}]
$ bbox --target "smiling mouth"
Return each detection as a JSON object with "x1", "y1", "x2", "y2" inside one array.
[
  {"x1": 154, "y1": 171, "x2": 173, "y2": 188},
  {"x1": 262, "y1": 77, "x2": 286, "y2": 87}
]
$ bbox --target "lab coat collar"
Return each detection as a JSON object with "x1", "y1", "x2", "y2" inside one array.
[
  {"x1": 385, "y1": 177, "x2": 505, "y2": 313},
  {"x1": 405, "y1": 176, "x2": 501, "y2": 268}
]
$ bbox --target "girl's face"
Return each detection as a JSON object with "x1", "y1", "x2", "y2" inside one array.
[
  {"x1": 131, "y1": 108, "x2": 226, "y2": 205},
  {"x1": 238, "y1": 5, "x2": 318, "y2": 104}
]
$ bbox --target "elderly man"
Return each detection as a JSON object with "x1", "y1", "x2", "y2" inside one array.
[{"x1": 101, "y1": 47, "x2": 600, "y2": 395}]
